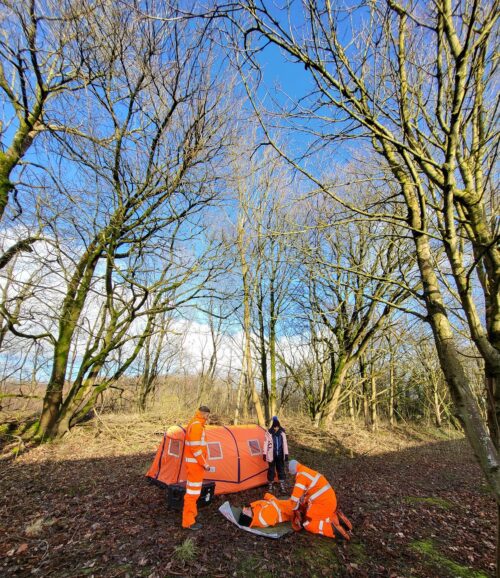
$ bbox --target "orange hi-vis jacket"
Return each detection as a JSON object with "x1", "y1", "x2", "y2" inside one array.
[
  {"x1": 290, "y1": 463, "x2": 353, "y2": 539},
  {"x1": 182, "y1": 411, "x2": 208, "y2": 528},
  {"x1": 184, "y1": 411, "x2": 208, "y2": 468},
  {"x1": 249, "y1": 493, "x2": 294, "y2": 528},
  {"x1": 290, "y1": 463, "x2": 341, "y2": 538},
  {"x1": 290, "y1": 463, "x2": 336, "y2": 511}
]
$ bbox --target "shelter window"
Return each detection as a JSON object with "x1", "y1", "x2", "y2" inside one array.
[
  {"x1": 168, "y1": 438, "x2": 181, "y2": 457},
  {"x1": 248, "y1": 439, "x2": 261, "y2": 456},
  {"x1": 207, "y1": 442, "x2": 223, "y2": 460}
]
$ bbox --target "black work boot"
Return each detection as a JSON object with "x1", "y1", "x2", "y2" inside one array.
[
  {"x1": 186, "y1": 522, "x2": 202, "y2": 531},
  {"x1": 267, "y1": 482, "x2": 274, "y2": 492}
]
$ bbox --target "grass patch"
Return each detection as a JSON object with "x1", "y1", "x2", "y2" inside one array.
[
  {"x1": 65, "y1": 484, "x2": 87, "y2": 497},
  {"x1": 349, "y1": 541, "x2": 367, "y2": 563},
  {"x1": 294, "y1": 542, "x2": 340, "y2": 576},
  {"x1": 235, "y1": 545, "x2": 339, "y2": 578},
  {"x1": 24, "y1": 516, "x2": 55, "y2": 537},
  {"x1": 236, "y1": 555, "x2": 274, "y2": 578},
  {"x1": 173, "y1": 537, "x2": 198, "y2": 562},
  {"x1": 0, "y1": 423, "x2": 12, "y2": 436},
  {"x1": 411, "y1": 539, "x2": 489, "y2": 578},
  {"x1": 478, "y1": 483, "x2": 493, "y2": 496},
  {"x1": 405, "y1": 496, "x2": 454, "y2": 510}
]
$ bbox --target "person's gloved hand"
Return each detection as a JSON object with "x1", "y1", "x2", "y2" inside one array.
[
  {"x1": 262, "y1": 455, "x2": 267, "y2": 462},
  {"x1": 285, "y1": 455, "x2": 289, "y2": 462}
]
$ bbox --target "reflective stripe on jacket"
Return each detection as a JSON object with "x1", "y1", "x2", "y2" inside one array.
[
  {"x1": 184, "y1": 410, "x2": 208, "y2": 468},
  {"x1": 249, "y1": 492, "x2": 294, "y2": 528},
  {"x1": 290, "y1": 463, "x2": 334, "y2": 510}
]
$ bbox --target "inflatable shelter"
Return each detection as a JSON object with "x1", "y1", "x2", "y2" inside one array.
[{"x1": 146, "y1": 424, "x2": 269, "y2": 494}]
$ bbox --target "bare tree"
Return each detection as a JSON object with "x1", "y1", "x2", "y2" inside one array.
[
  {"x1": 0, "y1": 0, "x2": 101, "y2": 265},
  {"x1": 290, "y1": 195, "x2": 416, "y2": 427},
  {"x1": 252, "y1": 164, "x2": 298, "y2": 422},
  {"x1": 236, "y1": 195, "x2": 266, "y2": 426},
  {"x1": 196, "y1": 297, "x2": 228, "y2": 407},
  {"x1": 228, "y1": 150, "x2": 301, "y2": 425},
  {"x1": 1, "y1": 3, "x2": 233, "y2": 440},
  {"x1": 238, "y1": 0, "x2": 500, "y2": 549}
]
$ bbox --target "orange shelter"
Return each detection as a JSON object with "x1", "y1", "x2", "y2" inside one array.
[{"x1": 146, "y1": 424, "x2": 269, "y2": 494}]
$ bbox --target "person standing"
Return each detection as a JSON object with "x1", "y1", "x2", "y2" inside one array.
[
  {"x1": 182, "y1": 405, "x2": 211, "y2": 530},
  {"x1": 263, "y1": 416, "x2": 289, "y2": 493}
]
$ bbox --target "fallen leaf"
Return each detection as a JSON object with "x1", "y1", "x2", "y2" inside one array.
[{"x1": 16, "y1": 543, "x2": 29, "y2": 555}]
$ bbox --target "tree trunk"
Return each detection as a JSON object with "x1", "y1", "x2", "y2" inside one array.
[
  {"x1": 323, "y1": 383, "x2": 342, "y2": 428},
  {"x1": 360, "y1": 358, "x2": 371, "y2": 430},
  {"x1": 269, "y1": 280, "x2": 277, "y2": 419},
  {"x1": 243, "y1": 320, "x2": 264, "y2": 424},
  {"x1": 140, "y1": 319, "x2": 170, "y2": 411},
  {"x1": 196, "y1": 375, "x2": 207, "y2": 408},
  {"x1": 322, "y1": 355, "x2": 349, "y2": 428},
  {"x1": 35, "y1": 247, "x2": 101, "y2": 440},
  {"x1": 389, "y1": 359, "x2": 395, "y2": 427},
  {"x1": 415, "y1": 232, "x2": 499, "y2": 500},
  {"x1": 238, "y1": 217, "x2": 265, "y2": 427},
  {"x1": 497, "y1": 504, "x2": 500, "y2": 578},
  {"x1": 0, "y1": 115, "x2": 41, "y2": 224},
  {"x1": 37, "y1": 326, "x2": 75, "y2": 439},
  {"x1": 432, "y1": 376, "x2": 442, "y2": 428},
  {"x1": 349, "y1": 391, "x2": 355, "y2": 423},
  {"x1": 55, "y1": 383, "x2": 93, "y2": 437},
  {"x1": 257, "y1": 285, "x2": 270, "y2": 422},
  {"x1": 242, "y1": 383, "x2": 250, "y2": 421},
  {"x1": 370, "y1": 373, "x2": 378, "y2": 432},
  {"x1": 233, "y1": 370, "x2": 245, "y2": 425}
]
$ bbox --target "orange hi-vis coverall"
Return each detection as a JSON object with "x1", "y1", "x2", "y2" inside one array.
[
  {"x1": 290, "y1": 463, "x2": 340, "y2": 538},
  {"x1": 249, "y1": 492, "x2": 294, "y2": 528},
  {"x1": 182, "y1": 410, "x2": 208, "y2": 528}
]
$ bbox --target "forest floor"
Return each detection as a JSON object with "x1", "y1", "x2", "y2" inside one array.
[{"x1": 0, "y1": 411, "x2": 496, "y2": 578}]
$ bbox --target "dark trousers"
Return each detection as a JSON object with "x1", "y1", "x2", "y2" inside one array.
[{"x1": 267, "y1": 456, "x2": 286, "y2": 482}]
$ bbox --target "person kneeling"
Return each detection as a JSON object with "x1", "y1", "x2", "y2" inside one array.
[{"x1": 287, "y1": 459, "x2": 353, "y2": 540}]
